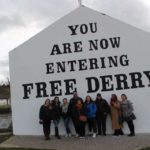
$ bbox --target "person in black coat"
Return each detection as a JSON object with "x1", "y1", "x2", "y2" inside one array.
[
  {"x1": 95, "y1": 93, "x2": 110, "y2": 136},
  {"x1": 51, "y1": 97, "x2": 62, "y2": 139},
  {"x1": 68, "y1": 91, "x2": 83, "y2": 137},
  {"x1": 39, "y1": 98, "x2": 52, "y2": 140},
  {"x1": 72, "y1": 99, "x2": 87, "y2": 139}
]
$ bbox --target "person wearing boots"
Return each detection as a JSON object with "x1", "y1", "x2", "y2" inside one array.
[
  {"x1": 39, "y1": 98, "x2": 52, "y2": 140},
  {"x1": 110, "y1": 94, "x2": 124, "y2": 136},
  {"x1": 68, "y1": 91, "x2": 83, "y2": 137},
  {"x1": 73, "y1": 99, "x2": 87, "y2": 139},
  {"x1": 95, "y1": 93, "x2": 110, "y2": 136},
  {"x1": 120, "y1": 94, "x2": 135, "y2": 136},
  {"x1": 51, "y1": 97, "x2": 62, "y2": 139}
]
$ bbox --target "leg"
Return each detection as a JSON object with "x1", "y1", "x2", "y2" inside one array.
[
  {"x1": 64, "y1": 117, "x2": 71, "y2": 134},
  {"x1": 81, "y1": 123, "x2": 85, "y2": 137},
  {"x1": 127, "y1": 120, "x2": 135, "y2": 136},
  {"x1": 96, "y1": 116, "x2": 102, "y2": 135},
  {"x1": 72, "y1": 117, "x2": 78, "y2": 134},
  {"x1": 91, "y1": 118, "x2": 97, "y2": 133},
  {"x1": 43, "y1": 120, "x2": 51, "y2": 140},
  {"x1": 101, "y1": 117, "x2": 106, "y2": 135},
  {"x1": 118, "y1": 128, "x2": 124, "y2": 135},
  {"x1": 78, "y1": 123, "x2": 85, "y2": 137},
  {"x1": 76, "y1": 123, "x2": 81, "y2": 137},
  {"x1": 53, "y1": 120, "x2": 61, "y2": 139},
  {"x1": 87, "y1": 118, "x2": 92, "y2": 133}
]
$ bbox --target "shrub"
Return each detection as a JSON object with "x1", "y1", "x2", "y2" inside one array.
[{"x1": 0, "y1": 105, "x2": 11, "y2": 114}]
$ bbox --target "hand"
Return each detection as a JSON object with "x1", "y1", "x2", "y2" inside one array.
[{"x1": 39, "y1": 120, "x2": 43, "y2": 124}]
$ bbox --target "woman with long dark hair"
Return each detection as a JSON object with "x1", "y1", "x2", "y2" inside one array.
[
  {"x1": 51, "y1": 96, "x2": 62, "y2": 139},
  {"x1": 110, "y1": 94, "x2": 124, "y2": 136},
  {"x1": 84, "y1": 95, "x2": 97, "y2": 138},
  {"x1": 39, "y1": 98, "x2": 52, "y2": 140},
  {"x1": 73, "y1": 99, "x2": 87, "y2": 139}
]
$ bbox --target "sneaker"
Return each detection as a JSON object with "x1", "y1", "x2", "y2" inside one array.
[
  {"x1": 75, "y1": 134, "x2": 79, "y2": 137},
  {"x1": 92, "y1": 133, "x2": 96, "y2": 138},
  {"x1": 56, "y1": 135, "x2": 61, "y2": 139},
  {"x1": 68, "y1": 133, "x2": 72, "y2": 137},
  {"x1": 79, "y1": 136, "x2": 85, "y2": 139},
  {"x1": 112, "y1": 133, "x2": 119, "y2": 137},
  {"x1": 88, "y1": 132, "x2": 92, "y2": 136},
  {"x1": 128, "y1": 133, "x2": 135, "y2": 137},
  {"x1": 65, "y1": 134, "x2": 68, "y2": 137},
  {"x1": 103, "y1": 133, "x2": 106, "y2": 136}
]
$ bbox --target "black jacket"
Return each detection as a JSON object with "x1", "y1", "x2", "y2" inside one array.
[
  {"x1": 39, "y1": 105, "x2": 53, "y2": 121},
  {"x1": 72, "y1": 104, "x2": 86, "y2": 124},
  {"x1": 51, "y1": 104, "x2": 62, "y2": 120},
  {"x1": 68, "y1": 97, "x2": 83, "y2": 118},
  {"x1": 95, "y1": 99, "x2": 110, "y2": 118}
]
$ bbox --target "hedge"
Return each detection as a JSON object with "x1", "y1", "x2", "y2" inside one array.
[{"x1": 0, "y1": 105, "x2": 11, "y2": 114}]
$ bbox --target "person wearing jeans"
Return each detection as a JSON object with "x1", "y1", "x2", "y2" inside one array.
[
  {"x1": 84, "y1": 95, "x2": 97, "y2": 138},
  {"x1": 51, "y1": 97, "x2": 62, "y2": 139},
  {"x1": 62, "y1": 98, "x2": 71, "y2": 137}
]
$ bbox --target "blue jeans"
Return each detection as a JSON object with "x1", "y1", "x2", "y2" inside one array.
[
  {"x1": 53, "y1": 119, "x2": 60, "y2": 128},
  {"x1": 63, "y1": 117, "x2": 71, "y2": 134}
]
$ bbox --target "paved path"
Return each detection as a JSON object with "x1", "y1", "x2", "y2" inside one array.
[{"x1": 0, "y1": 134, "x2": 150, "y2": 150}]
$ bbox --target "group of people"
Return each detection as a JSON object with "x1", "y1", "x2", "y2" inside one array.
[{"x1": 39, "y1": 92, "x2": 136, "y2": 140}]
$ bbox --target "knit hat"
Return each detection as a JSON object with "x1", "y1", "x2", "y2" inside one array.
[{"x1": 97, "y1": 93, "x2": 101, "y2": 97}]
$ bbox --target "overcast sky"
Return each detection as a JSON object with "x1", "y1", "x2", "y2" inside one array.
[{"x1": 0, "y1": 0, "x2": 150, "y2": 83}]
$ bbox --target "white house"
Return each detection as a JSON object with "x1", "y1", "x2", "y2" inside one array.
[{"x1": 9, "y1": 6, "x2": 150, "y2": 135}]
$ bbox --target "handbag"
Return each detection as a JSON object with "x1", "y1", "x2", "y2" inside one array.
[
  {"x1": 79, "y1": 115, "x2": 87, "y2": 122},
  {"x1": 129, "y1": 113, "x2": 136, "y2": 120},
  {"x1": 39, "y1": 120, "x2": 43, "y2": 124},
  {"x1": 126, "y1": 113, "x2": 136, "y2": 121}
]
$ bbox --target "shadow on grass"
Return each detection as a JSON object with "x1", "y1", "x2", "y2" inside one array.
[
  {"x1": 0, "y1": 135, "x2": 54, "y2": 150},
  {"x1": 0, "y1": 135, "x2": 12, "y2": 144}
]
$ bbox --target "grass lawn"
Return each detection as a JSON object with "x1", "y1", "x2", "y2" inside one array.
[
  {"x1": 0, "y1": 105, "x2": 10, "y2": 109},
  {"x1": 0, "y1": 104, "x2": 11, "y2": 114},
  {"x1": 0, "y1": 135, "x2": 11, "y2": 144}
]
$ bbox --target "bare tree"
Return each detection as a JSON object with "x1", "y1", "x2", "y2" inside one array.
[{"x1": 0, "y1": 78, "x2": 10, "y2": 105}]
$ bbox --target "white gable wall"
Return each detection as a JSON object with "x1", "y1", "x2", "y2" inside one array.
[{"x1": 9, "y1": 6, "x2": 150, "y2": 135}]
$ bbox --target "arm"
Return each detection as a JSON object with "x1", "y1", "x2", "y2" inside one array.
[
  {"x1": 39, "y1": 106, "x2": 43, "y2": 120},
  {"x1": 92, "y1": 103, "x2": 97, "y2": 114}
]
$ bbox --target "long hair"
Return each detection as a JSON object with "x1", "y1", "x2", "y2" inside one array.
[
  {"x1": 53, "y1": 96, "x2": 61, "y2": 106},
  {"x1": 110, "y1": 94, "x2": 118, "y2": 106},
  {"x1": 85, "y1": 95, "x2": 93, "y2": 103},
  {"x1": 44, "y1": 98, "x2": 50, "y2": 105},
  {"x1": 121, "y1": 94, "x2": 127, "y2": 100}
]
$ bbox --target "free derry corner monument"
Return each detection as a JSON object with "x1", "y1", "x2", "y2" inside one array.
[{"x1": 9, "y1": 5, "x2": 150, "y2": 135}]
